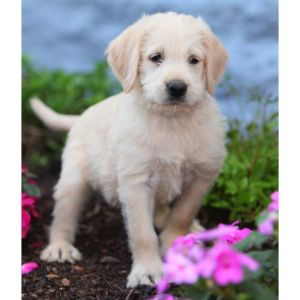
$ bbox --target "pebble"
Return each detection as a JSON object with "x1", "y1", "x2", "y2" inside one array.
[
  {"x1": 46, "y1": 274, "x2": 60, "y2": 279},
  {"x1": 31, "y1": 293, "x2": 38, "y2": 298},
  {"x1": 73, "y1": 265, "x2": 85, "y2": 272},
  {"x1": 100, "y1": 256, "x2": 119, "y2": 264},
  {"x1": 61, "y1": 278, "x2": 71, "y2": 287}
]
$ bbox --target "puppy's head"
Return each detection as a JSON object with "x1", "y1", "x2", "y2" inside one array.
[{"x1": 107, "y1": 12, "x2": 227, "y2": 111}]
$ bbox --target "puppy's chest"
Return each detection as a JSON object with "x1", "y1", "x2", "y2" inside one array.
[
  {"x1": 150, "y1": 158, "x2": 198, "y2": 204},
  {"x1": 144, "y1": 121, "x2": 207, "y2": 203}
]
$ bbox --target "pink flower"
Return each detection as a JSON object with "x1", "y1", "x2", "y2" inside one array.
[
  {"x1": 163, "y1": 251, "x2": 199, "y2": 284},
  {"x1": 157, "y1": 235, "x2": 205, "y2": 292},
  {"x1": 22, "y1": 193, "x2": 40, "y2": 219},
  {"x1": 157, "y1": 278, "x2": 169, "y2": 294},
  {"x1": 22, "y1": 209, "x2": 31, "y2": 238},
  {"x1": 22, "y1": 193, "x2": 36, "y2": 207},
  {"x1": 163, "y1": 242, "x2": 204, "y2": 285},
  {"x1": 196, "y1": 251, "x2": 216, "y2": 278},
  {"x1": 194, "y1": 225, "x2": 237, "y2": 241},
  {"x1": 21, "y1": 166, "x2": 41, "y2": 239},
  {"x1": 22, "y1": 165, "x2": 28, "y2": 174},
  {"x1": 209, "y1": 242, "x2": 259, "y2": 286},
  {"x1": 258, "y1": 212, "x2": 278, "y2": 236},
  {"x1": 21, "y1": 262, "x2": 39, "y2": 275},
  {"x1": 28, "y1": 178, "x2": 37, "y2": 185},
  {"x1": 218, "y1": 221, "x2": 252, "y2": 245},
  {"x1": 156, "y1": 223, "x2": 259, "y2": 295},
  {"x1": 268, "y1": 191, "x2": 279, "y2": 212},
  {"x1": 22, "y1": 192, "x2": 40, "y2": 237},
  {"x1": 171, "y1": 233, "x2": 198, "y2": 249},
  {"x1": 258, "y1": 191, "x2": 279, "y2": 236},
  {"x1": 193, "y1": 222, "x2": 251, "y2": 245}
]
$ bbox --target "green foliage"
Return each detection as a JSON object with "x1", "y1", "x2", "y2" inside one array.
[
  {"x1": 22, "y1": 171, "x2": 41, "y2": 198},
  {"x1": 22, "y1": 55, "x2": 121, "y2": 165},
  {"x1": 184, "y1": 286, "x2": 211, "y2": 299},
  {"x1": 204, "y1": 77, "x2": 278, "y2": 223}
]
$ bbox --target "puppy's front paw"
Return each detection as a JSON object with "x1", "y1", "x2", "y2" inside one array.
[
  {"x1": 126, "y1": 261, "x2": 163, "y2": 288},
  {"x1": 40, "y1": 242, "x2": 82, "y2": 263}
]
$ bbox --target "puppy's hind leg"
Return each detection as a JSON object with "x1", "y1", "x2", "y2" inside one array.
[{"x1": 41, "y1": 160, "x2": 90, "y2": 263}]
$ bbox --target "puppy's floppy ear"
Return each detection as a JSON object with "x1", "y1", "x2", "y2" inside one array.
[
  {"x1": 203, "y1": 28, "x2": 228, "y2": 95},
  {"x1": 106, "y1": 20, "x2": 144, "y2": 93}
]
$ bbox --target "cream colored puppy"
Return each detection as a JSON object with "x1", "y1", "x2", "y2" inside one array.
[{"x1": 30, "y1": 12, "x2": 228, "y2": 288}]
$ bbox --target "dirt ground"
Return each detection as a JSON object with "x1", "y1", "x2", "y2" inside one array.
[{"x1": 22, "y1": 166, "x2": 229, "y2": 300}]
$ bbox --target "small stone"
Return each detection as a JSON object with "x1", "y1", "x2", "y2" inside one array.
[
  {"x1": 31, "y1": 293, "x2": 38, "y2": 298},
  {"x1": 73, "y1": 265, "x2": 85, "y2": 272},
  {"x1": 100, "y1": 256, "x2": 119, "y2": 264},
  {"x1": 61, "y1": 278, "x2": 70, "y2": 287},
  {"x1": 46, "y1": 274, "x2": 60, "y2": 279}
]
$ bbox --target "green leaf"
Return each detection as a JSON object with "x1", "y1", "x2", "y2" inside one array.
[
  {"x1": 238, "y1": 282, "x2": 277, "y2": 300},
  {"x1": 23, "y1": 183, "x2": 41, "y2": 197},
  {"x1": 250, "y1": 248, "x2": 278, "y2": 270},
  {"x1": 255, "y1": 213, "x2": 268, "y2": 226},
  {"x1": 184, "y1": 286, "x2": 212, "y2": 300},
  {"x1": 25, "y1": 172, "x2": 38, "y2": 179},
  {"x1": 234, "y1": 232, "x2": 268, "y2": 251}
]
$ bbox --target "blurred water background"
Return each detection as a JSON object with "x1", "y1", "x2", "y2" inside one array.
[{"x1": 22, "y1": 0, "x2": 278, "y2": 121}]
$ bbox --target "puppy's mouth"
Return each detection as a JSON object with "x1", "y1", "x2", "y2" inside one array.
[{"x1": 165, "y1": 96, "x2": 187, "y2": 105}]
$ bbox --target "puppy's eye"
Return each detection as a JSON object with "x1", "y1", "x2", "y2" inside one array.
[
  {"x1": 149, "y1": 53, "x2": 163, "y2": 64},
  {"x1": 189, "y1": 56, "x2": 200, "y2": 65}
]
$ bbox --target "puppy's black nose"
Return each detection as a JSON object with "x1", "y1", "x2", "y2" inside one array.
[{"x1": 166, "y1": 79, "x2": 187, "y2": 98}]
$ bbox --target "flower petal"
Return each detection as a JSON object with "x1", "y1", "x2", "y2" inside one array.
[
  {"x1": 22, "y1": 262, "x2": 39, "y2": 275},
  {"x1": 238, "y1": 253, "x2": 260, "y2": 271},
  {"x1": 195, "y1": 225, "x2": 235, "y2": 241},
  {"x1": 214, "y1": 266, "x2": 243, "y2": 286},
  {"x1": 258, "y1": 216, "x2": 274, "y2": 235},
  {"x1": 157, "y1": 278, "x2": 169, "y2": 293}
]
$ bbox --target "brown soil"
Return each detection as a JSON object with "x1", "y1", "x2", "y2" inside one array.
[{"x1": 22, "y1": 165, "x2": 229, "y2": 300}]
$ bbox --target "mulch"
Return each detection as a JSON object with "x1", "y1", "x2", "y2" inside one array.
[{"x1": 22, "y1": 165, "x2": 229, "y2": 300}]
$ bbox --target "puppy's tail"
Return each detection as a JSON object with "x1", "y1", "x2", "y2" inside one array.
[{"x1": 30, "y1": 98, "x2": 79, "y2": 132}]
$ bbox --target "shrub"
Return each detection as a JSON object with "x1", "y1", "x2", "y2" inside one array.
[
  {"x1": 22, "y1": 55, "x2": 120, "y2": 165},
  {"x1": 203, "y1": 77, "x2": 278, "y2": 223}
]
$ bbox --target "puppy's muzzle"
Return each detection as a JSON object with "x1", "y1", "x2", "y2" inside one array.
[{"x1": 166, "y1": 79, "x2": 188, "y2": 101}]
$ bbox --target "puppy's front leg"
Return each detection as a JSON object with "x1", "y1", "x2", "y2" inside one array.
[
  {"x1": 119, "y1": 183, "x2": 162, "y2": 288},
  {"x1": 160, "y1": 176, "x2": 213, "y2": 254}
]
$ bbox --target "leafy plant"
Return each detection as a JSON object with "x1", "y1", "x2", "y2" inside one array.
[
  {"x1": 204, "y1": 77, "x2": 278, "y2": 223},
  {"x1": 22, "y1": 55, "x2": 120, "y2": 165}
]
